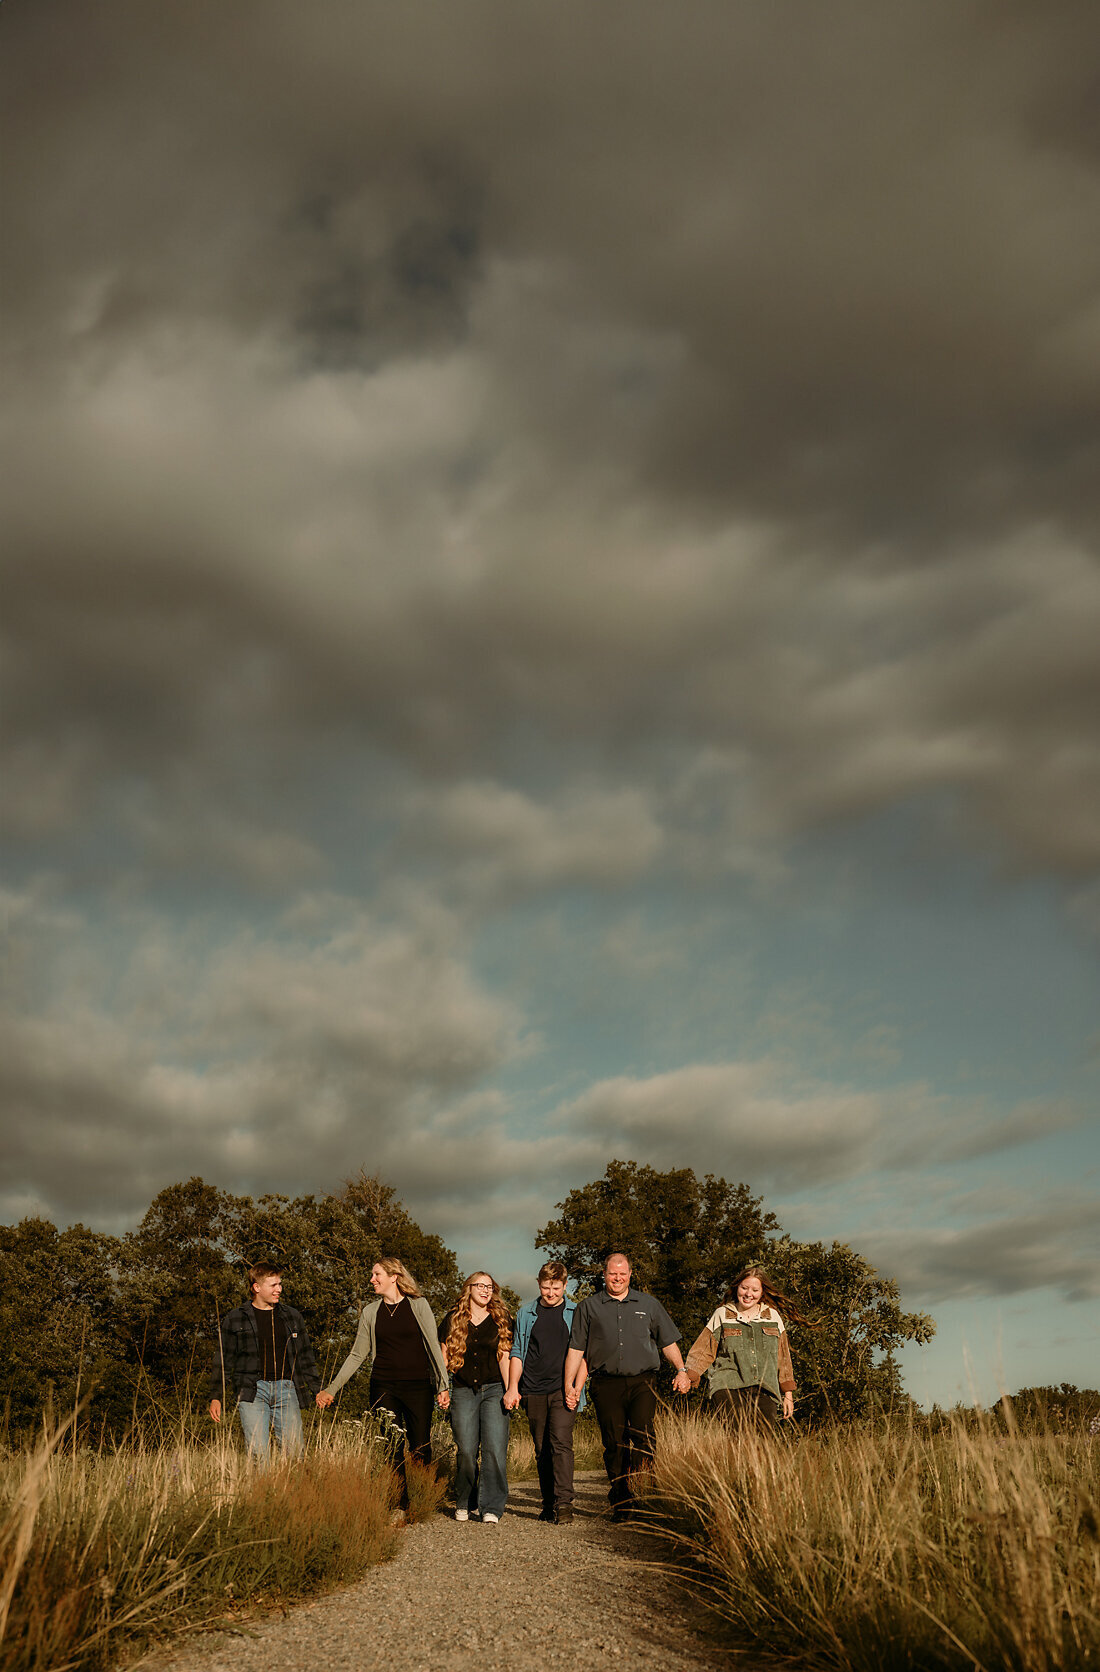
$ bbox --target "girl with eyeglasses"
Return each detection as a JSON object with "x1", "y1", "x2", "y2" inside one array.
[{"x1": 438, "y1": 1272, "x2": 513, "y2": 1522}]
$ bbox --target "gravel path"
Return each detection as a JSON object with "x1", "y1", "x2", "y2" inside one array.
[{"x1": 139, "y1": 1473, "x2": 733, "y2": 1672}]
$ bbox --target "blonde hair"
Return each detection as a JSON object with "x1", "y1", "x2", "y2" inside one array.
[
  {"x1": 375, "y1": 1256, "x2": 421, "y2": 1299},
  {"x1": 443, "y1": 1272, "x2": 512, "y2": 1370}
]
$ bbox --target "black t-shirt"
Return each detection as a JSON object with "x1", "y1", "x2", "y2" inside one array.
[
  {"x1": 254, "y1": 1304, "x2": 290, "y2": 1381},
  {"x1": 372, "y1": 1296, "x2": 432, "y2": 1385},
  {"x1": 439, "y1": 1309, "x2": 510, "y2": 1390},
  {"x1": 520, "y1": 1301, "x2": 570, "y2": 1396}
]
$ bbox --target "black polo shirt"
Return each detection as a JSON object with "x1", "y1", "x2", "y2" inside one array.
[{"x1": 568, "y1": 1286, "x2": 680, "y2": 1377}]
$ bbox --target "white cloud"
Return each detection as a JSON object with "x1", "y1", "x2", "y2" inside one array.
[{"x1": 400, "y1": 778, "x2": 665, "y2": 899}]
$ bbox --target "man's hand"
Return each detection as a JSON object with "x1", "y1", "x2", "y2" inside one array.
[
  {"x1": 671, "y1": 1369, "x2": 691, "y2": 1395},
  {"x1": 502, "y1": 1387, "x2": 522, "y2": 1412},
  {"x1": 437, "y1": 1390, "x2": 451, "y2": 1411},
  {"x1": 209, "y1": 1399, "x2": 222, "y2": 1423},
  {"x1": 564, "y1": 1386, "x2": 580, "y2": 1411},
  {"x1": 315, "y1": 1389, "x2": 334, "y2": 1409}
]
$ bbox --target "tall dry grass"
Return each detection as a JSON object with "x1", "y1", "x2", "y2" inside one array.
[
  {"x1": 641, "y1": 1409, "x2": 1100, "y2": 1672},
  {"x1": 0, "y1": 1418, "x2": 411, "y2": 1672},
  {"x1": 504, "y1": 1411, "x2": 604, "y2": 1481}
]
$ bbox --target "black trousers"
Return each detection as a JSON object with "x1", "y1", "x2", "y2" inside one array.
[
  {"x1": 711, "y1": 1385, "x2": 780, "y2": 1427},
  {"x1": 369, "y1": 1379, "x2": 435, "y2": 1508},
  {"x1": 588, "y1": 1372, "x2": 658, "y2": 1507},
  {"x1": 523, "y1": 1390, "x2": 576, "y2": 1510}
]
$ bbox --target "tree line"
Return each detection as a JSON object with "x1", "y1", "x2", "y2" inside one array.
[{"x1": 1, "y1": 1160, "x2": 937, "y2": 1435}]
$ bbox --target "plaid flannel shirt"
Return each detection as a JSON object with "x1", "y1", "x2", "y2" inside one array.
[{"x1": 209, "y1": 1301, "x2": 322, "y2": 1409}]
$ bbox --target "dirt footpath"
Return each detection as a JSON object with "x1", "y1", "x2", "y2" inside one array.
[{"x1": 139, "y1": 1472, "x2": 732, "y2": 1672}]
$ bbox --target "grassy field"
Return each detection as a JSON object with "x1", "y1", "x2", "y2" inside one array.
[
  {"x1": 0, "y1": 1413, "x2": 447, "y2": 1672},
  {"x1": 639, "y1": 1408, "x2": 1100, "y2": 1672},
  {"x1": 0, "y1": 1403, "x2": 599, "y2": 1672}
]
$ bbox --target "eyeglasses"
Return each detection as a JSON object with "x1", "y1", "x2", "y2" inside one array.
[{"x1": 470, "y1": 1282, "x2": 493, "y2": 1291}]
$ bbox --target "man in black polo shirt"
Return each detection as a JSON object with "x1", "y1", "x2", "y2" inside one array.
[{"x1": 564, "y1": 1252, "x2": 690, "y2": 1520}]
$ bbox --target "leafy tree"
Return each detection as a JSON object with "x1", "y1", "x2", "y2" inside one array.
[
  {"x1": 117, "y1": 1172, "x2": 462, "y2": 1418},
  {"x1": 1000, "y1": 1383, "x2": 1100, "y2": 1435},
  {"x1": 116, "y1": 1177, "x2": 244, "y2": 1408},
  {"x1": 765, "y1": 1235, "x2": 934, "y2": 1423},
  {"x1": 536, "y1": 1160, "x2": 779, "y2": 1345},
  {"x1": 535, "y1": 1159, "x2": 935, "y2": 1424},
  {"x1": 0, "y1": 1172, "x2": 462, "y2": 1436},
  {"x1": 0, "y1": 1218, "x2": 126, "y2": 1433}
]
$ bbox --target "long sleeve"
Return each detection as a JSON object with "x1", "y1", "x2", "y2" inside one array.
[
  {"x1": 778, "y1": 1329, "x2": 796, "y2": 1394},
  {"x1": 209, "y1": 1314, "x2": 231, "y2": 1400},
  {"x1": 684, "y1": 1323, "x2": 718, "y2": 1389},
  {"x1": 323, "y1": 1304, "x2": 374, "y2": 1397},
  {"x1": 293, "y1": 1320, "x2": 323, "y2": 1394},
  {"x1": 412, "y1": 1297, "x2": 450, "y2": 1391}
]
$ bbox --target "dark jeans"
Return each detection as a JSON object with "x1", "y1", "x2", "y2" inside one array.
[
  {"x1": 588, "y1": 1372, "x2": 658, "y2": 1507},
  {"x1": 523, "y1": 1390, "x2": 576, "y2": 1510},
  {"x1": 369, "y1": 1379, "x2": 435, "y2": 1509},
  {"x1": 711, "y1": 1385, "x2": 780, "y2": 1427},
  {"x1": 449, "y1": 1382, "x2": 510, "y2": 1517}
]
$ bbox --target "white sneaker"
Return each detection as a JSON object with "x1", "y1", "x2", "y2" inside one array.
[
  {"x1": 454, "y1": 1509, "x2": 469, "y2": 1522},
  {"x1": 482, "y1": 1513, "x2": 500, "y2": 1524}
]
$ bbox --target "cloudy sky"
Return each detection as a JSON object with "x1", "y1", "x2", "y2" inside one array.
[{"x1": 3, "y1": 1, "x2": 1099, "y2": 1406}]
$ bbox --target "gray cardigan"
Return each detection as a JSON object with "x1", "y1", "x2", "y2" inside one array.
[{"x1": 324, "y1": 1296, "x2": 450, "y2": 1396}]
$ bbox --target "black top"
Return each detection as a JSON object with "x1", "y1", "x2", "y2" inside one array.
[
  {"x1": 568, "y1": 1286, "x2": 680, "y2": 1377},
  {"x1": 439, "y1": 1309, "x2": 509, "y2": 1390},
  {"x1": 373, "y1": 1295, "x2": 433, "y2": 1384},
  {"x1": 520, "y1": 1301, "x2": 570, "y2": 1396},
  {"x1": 255, "y1": 1304, "x2": 290, "y2": 1381}
]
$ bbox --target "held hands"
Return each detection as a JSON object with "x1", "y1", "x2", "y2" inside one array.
[
  {"x1": 437, "y1": 1390, "x2": 451, "y2": 1411},
  {"x1": 502, "y1": 1387, "x2": 522, "y2": 1412},
  {"x1": 564, "y1": 1386, "x2": 580, "y2": 1411},
  {"x1": 671, "y1": 1368, "x2": 691, "y2": 1395},
  {"x1": 315, "y1": 1389, "x2": 334, "y2": 1409}
]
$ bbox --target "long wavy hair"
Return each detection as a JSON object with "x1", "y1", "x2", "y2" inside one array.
[
  {"x1": 443, "y1": 1272, "x2": 512, "y2": 1371},
  {"x1": 727, "y1": 1264, "x2": 816, "y2": 1329},
  {"x1": 375, "y1": 1256, "x2": 421, "y2": 1299}
]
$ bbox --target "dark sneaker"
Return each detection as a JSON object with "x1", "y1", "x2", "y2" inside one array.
[
  {"x1": 554, "y1": 1506, "x2": 574, "y2": 1524},
  {"x1": 538, "y1": 1507, "x2": 555, "y2": 1523}
]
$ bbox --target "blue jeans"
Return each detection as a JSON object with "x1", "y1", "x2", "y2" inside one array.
[
  {"x1": 237, "y1": 1379, "x2": 304, "y2": 1462},
  {"x1": 449, "y1": 1382, "x2": 510, "y2": 1516}
]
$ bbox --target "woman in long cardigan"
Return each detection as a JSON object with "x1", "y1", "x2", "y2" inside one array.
[{"x1": 317, "y1": 1257, "x2": 449, "y2": 1514}]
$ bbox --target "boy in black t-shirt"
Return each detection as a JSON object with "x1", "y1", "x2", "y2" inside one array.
[{"x1": 505, "y1": 1261, "x2": 582, "y2": 1523}]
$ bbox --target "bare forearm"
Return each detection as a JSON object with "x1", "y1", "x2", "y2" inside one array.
[{"x1": 564, "y1": 1347, "x2": 585, "y2": 1389}]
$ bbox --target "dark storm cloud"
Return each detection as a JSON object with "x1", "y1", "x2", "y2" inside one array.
[
  {"x1": 861, "y1": 1202, "x2": 1100, "y2": 1304},
  {"x1": 3, "y1": 0, "x2": 1100, "y2": 879}
]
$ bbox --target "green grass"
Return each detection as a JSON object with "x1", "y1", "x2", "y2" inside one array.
[{"x1": 638, "y1": 1409, "x2": 1100, "y2": 1672}]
